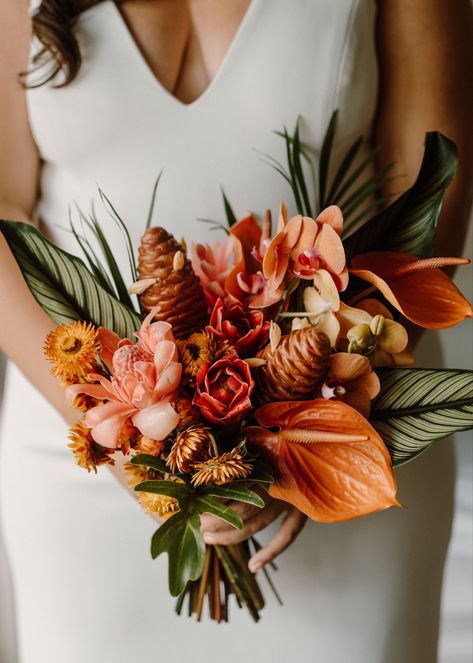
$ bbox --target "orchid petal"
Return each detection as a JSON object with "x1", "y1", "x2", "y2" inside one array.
[
  {"x1": 314, "y1": 223, "x2": 346, "y2": 274},
  {"x1": 316, "y1": 205, "x2": 344, "y2": 235}
]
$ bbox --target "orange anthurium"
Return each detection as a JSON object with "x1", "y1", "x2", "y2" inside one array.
[
  {"x1": 350, "y1": 252, "x2": 472, "y2": 329},
  {"x1": 244, "y1": 399, "x2": 399, "y2": 522}
]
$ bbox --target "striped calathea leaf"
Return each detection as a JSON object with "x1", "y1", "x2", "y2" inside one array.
[
  {"x1": 370, "y1": 368, "x2": 473, "y2": 466},
  {"x1": 0, "y1": 220, "x2": 141, "y2": 338},
  {"x1": 344, "y1": 131, "x2": 458, "y2": 261}
]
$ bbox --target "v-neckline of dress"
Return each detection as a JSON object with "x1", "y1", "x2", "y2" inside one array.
[{"x1": 107, "y1": 0, "x2": 260, "y2": 109}]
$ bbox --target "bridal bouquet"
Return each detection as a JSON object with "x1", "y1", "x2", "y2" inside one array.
[{"x1": 2, "y1": 113, "x2": 472, "y2": 622}]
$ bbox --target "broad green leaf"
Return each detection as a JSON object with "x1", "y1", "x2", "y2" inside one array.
[
  {"x1": 371, "y1": 368, "x2": 473, "y2": 466},
  {"x1": 151, "y1": 511, "x2": 205, "y2": 596},
  {"x1": 0, "y1": 220, "x2": 141, "y2": 338},
  {"x1": 343, "y1": 132, "x2": 458, "y2": 260},
  {"x1": 130, "y1": 453, "x2": 169, "y2": 474},
  {"x1": 194, "y1": 496, "x2": 243, "y2": 530},
  {"x1": 200, "y1": 485, "x2": 265, "y2": 508},
  {"x1": 134, "y1": 480, "x2": 190, "y2": 504}
]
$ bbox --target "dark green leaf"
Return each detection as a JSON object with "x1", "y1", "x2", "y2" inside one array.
[
  {"x1": 371, "y1": 368, "x2": 473, "y2": 466},
  {"x1": 0, "y1": 220, "x2": 141, "y2": 337},
  {"x1": 98, "y1": 189, "x2": 137, "y2": 281},
  {"x1": 194, "y1": 496, "x2": 243, "y2": 529},
  {"x1": 151, "y1": 511, "x2": 205, "y2": 596},
  {"x1": 282, "y1": 126, "x2": 304, "y2": 213},
  {"x1": 292, "y1": 120, "x2": 313, "y2": 217},
  {"x1": 200, "y1": 485, "x2": 265, "y2": 508},
  {"x1": 130, "y1": 453, "x2": 169, "y2": 474},
  {"x1": 326, "y1": 136, "x2": 363, "y2": 203},
  {"x1": 344, "y1": 132, "x2": 458, "y2": 260},
  {"x1": 145, "y1": 171, "x2": 163, "y2": 230},
  {"x1": 134, "y1": 480, "x2": 191, "y2": 504},
  {"x1": 221, "y1": 187, "x2": 237, "y2": 227},
  {"x1": 319, "y1": 110, "x2": 338, "y2": 208}
]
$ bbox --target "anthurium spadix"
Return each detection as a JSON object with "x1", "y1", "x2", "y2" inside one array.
[
  {"x1": 350, "y1": 252, "x2": 472, "y2": 329},
  {"x1": 244, "y1": 399, "x2": 400, "y2": 522}
]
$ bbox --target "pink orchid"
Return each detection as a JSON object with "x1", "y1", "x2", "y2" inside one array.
[
  {"x1": 66, "y1": 311, "x2": 182, "y2": 449},
  {"x1": 262, "y1": 203, "x2": 348, "y2": 299}
]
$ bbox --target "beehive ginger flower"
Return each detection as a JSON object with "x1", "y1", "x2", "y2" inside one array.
[{"x1": 66, "y1": 312, "x2": 182, "y2": 448}]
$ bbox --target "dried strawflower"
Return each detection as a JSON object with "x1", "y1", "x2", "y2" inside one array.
[
  {"x1": 176, "y1": 330, "x2": 232, "y2": 386},
  {"x1": 124, "y1": 462, "x2": 179, "y2": 518},
  {"x1": 191, "y1": 448, "x2": 253, "y2": 487},
  {"x1": 68, "y1": 421, "x2": 114, "y2": 473},
  {"x1": 44, "y1": 321, "x2": 100, "y2": 381},
  {"x1": 166, "y1": 425, "x2": 213, "y2": 473}
]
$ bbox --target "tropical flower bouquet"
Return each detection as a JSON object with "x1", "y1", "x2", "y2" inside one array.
[{"x1": 2, "y1": 113, "x2": 472, "y2": 622}]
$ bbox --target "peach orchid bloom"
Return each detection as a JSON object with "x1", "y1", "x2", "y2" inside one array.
[
  {"x1": 301, "y1": 269, "x2": 341, "y2": 347},
  {"x1": 244, "y1": 399, "x2": 399, "y2": 522},
  {"x1": 350, "y1": 251, "x2": 473, "y2": 329},
  {"x1": 320, "y1": 352, "x2": 380, "y2": 418},
  {"x1": 342, "y1": 299, "x2": 414, "y2": 367},
  {"x1": 66, "y1": 311, "x2": 181, "y2": 449},
  {"x1": 262, "y1": 203, "x2": 348, "y2": 298}
]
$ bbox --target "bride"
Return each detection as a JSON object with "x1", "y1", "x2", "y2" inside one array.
[{"x1": 0, "y1": 1, "x2": 472, "y2": 661}]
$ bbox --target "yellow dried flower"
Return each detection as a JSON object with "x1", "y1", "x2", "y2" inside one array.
[
  {"x1": 173, "y1": 395, "x2": 202, "y2": 429},
  {"x1": 124, "y1": 463, "x2": 180, "y2": 519},
  {"x1": 44, "y1": 321, "x2": 100, "y2": 381},
  {"x1": 167, "y1": 425, "x2": 213, "y2": 473},
  {"x1": 68, "y1": 421, "x2": 114, "y2": 473},
  {"x1": 177, "y1": 331, "x2": 217, "y2": 385},
  {"x1": 135, "y1": 435, "x2": 164, "y2": 456},
  {"x1": 191, "y1": 448, "x2": 253, "y2": 487},
  {"x1": 117, "y1": 419, "x2": 141, "y2": 455},
  {"x1": 137, "y1": 492, "x2": 180, "y2": 518}
]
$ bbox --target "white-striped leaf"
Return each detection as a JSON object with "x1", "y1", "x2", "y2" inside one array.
[
  {"x1": 371, "y1": 368, "x2": 473, "y2": 466},
  {"x1": 1, "y1": 220, "x2": 141, "y2": 338},
  {"x1": 344, "y1": 132, "x2": 457, "y2": 260}
]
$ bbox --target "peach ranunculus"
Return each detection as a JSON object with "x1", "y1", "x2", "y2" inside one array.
[
  {"x1": 261, "y1": 203, "x2": 348, "y2": 304},
  {"x1": 66, "y1": 310, "x2": 182, "y2": 449},
  {"x1": 319, "y1": 352, "x2": 380, "y2": 418}
]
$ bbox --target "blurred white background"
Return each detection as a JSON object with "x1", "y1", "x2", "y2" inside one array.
[{"x1": 0, "y1": 225, "x2": 472, "y2": 662}]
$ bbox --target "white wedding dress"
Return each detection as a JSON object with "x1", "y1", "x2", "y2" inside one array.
[{"x1": 0, "y1": 1, "x2": 455, "y2": 662}]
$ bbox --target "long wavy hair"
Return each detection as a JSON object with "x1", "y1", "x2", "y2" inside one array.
[{"x1": 26, "y1": 0, "x2": 113, "y2": 87}]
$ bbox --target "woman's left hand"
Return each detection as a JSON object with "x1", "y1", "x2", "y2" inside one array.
[{"x1": 200, "y1": 493, "x2": 307, "y2": 572}]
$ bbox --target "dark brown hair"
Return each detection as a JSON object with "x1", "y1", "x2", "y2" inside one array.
[{"x1": 26, "y1": 0, "x2": 108, "y2": 87}]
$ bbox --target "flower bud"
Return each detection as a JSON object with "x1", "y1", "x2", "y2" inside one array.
[
  {"x1": 347, "y1": 323, "x2": 375, "y2": 354},
  {"x1": 370, "y1": 314, "x2": 386, "y2": 337}
]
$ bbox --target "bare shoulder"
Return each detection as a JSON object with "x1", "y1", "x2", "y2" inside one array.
[
  {"x1": 0, "y1": 0, "x2": 39, "y2": 220},
  {"x1": 0, "y1": 0, "x2": 33, "y2": 77}
]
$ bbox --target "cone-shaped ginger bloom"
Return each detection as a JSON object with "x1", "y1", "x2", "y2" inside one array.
[
  {"x1": 66, "y1": 309, "x2": 181, "y2": 449},
  {"x1": 137, "y1": 226, "x2": 208, "y2": 338},
  {"x1": 261, "y1": 203, "x2": 348, "y2": 304},
  {"x1": 350, "y1": 251, "x2": 472, "y2": 329},
  {"x1": 244, "y1": 399, "x2": 399, "y2": 522}
]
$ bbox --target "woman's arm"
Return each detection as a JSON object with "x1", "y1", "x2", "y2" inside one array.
[
  {"x1": 374, "y1": 0, "x2": 473, "y2": 262},
  {"x1": 0, "y1": 0, "x2": 150, "y2": 506}
]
